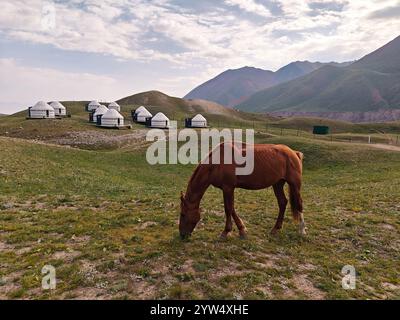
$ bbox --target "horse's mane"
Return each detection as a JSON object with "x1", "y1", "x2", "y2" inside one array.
[{"x1": 188, "y1": 164, "x2": 202, "y2": 185}]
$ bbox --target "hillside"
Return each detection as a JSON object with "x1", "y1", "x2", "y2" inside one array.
[
  {"x1": 237, "y1": 35, "x2": 400, "y2": 119},
  {"x1": 238, "y1": 66, "x2": 400, "y2": 113},
  {"x1": 351, "y1": 35, "x2": 400, "y2": 73},
  {"x1": 117, "y1": 90, "x2": 274, "y2": 124},
  {"x1": 184, "y1": 67, "x2": 276, "y2": 107},
  {"x1": 1, "y1": 132, "x2": 400, "y2": 299},
  {"x1": 184, "y1": 62, "x2": 350, "y2": 107}
]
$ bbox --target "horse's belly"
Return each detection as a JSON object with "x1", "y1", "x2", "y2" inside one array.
[{"x1": 236, "y1": 174, "x2": 280, "y2": 190}]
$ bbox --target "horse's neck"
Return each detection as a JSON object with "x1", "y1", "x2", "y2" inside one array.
[{"x1": 185, "y1": 165, "x2": 210, "y2": 208}]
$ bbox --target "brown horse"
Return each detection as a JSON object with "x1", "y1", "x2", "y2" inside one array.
[{"x1": 179, "y1": 142, "x2": 305, "y2": 239}]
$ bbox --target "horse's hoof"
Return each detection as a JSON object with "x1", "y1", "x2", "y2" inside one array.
[
  {"x1": 219, "y1": 232, "x2": 231, "y2": 240},
  {"x1": 299, "y1": 225, "x2": 307, "y2": 236},
  {"x1": 239, "y1": 230, "x2": 247, "y2": 239},
  {"x1": 270, "y1": 228, "x2": 280, "y2": 236}
]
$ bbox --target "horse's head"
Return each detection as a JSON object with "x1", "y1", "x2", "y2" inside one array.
[{"x1": 179, "y1": 192, "x2": 200, "y2": 239}]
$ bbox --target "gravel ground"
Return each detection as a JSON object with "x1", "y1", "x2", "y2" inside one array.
[{"x1": 49, "y1": 130, "x2": 150, "y2": 149}]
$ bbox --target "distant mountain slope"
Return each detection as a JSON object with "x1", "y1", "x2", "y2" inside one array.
[
  {"x1": 237, "y1": 35, "x2": 400, "y2": 116},
  {"x1": 351, "y1": 35, "x2": 400, "y2": 73},
  {"x1": 184, "y1": 67, "x2": 276, "y2": 107},
  {"x1": 185, "y1": 62, "x2": 350, "y2": 107}
]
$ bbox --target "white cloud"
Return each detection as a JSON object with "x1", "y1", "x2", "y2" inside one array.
[
  {"x1": 1, "y1": 0, "x2": 398, "y2": 70},
  {"x1": 224, "y1": 0, "x2": 272, "y2": 17},
  {"x1": 0, "y1": 58, "x2": 128, "y2": 113},
  {"x1": 0, "y1": 0, "x2": 399, "y2": 112}
]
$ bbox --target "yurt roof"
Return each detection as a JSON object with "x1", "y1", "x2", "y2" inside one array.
[
  {"x1": 135, "y1": 106, "x2": 148, "y2": 114},
  {"x1": 152, "y1": 112, "x2": 169, "y2": 121},
  {"x1": 192, "y1": 114, "x2": 207, "y2": 122},
  {"x1": 93, "y1": 105, "x2": 109, "y2": 115},
  {"x1": 50, "y1": 101, "x2": 66, "y2": 110},
  {"x1": 137, "y1": 110, "x2": 152, "y2": 117},
  {"x1": 108, "y1": 102, "x2": 120, "y2": 108},
  {"x1": 89, "y1": 100, "x2": 101, "y2": 106},
  {"x1": 31, "y1": 101, "x2": 54, "y2": 111},
  {"x1": 102, "y1": 109, "x2": 124, "y2": 119}
]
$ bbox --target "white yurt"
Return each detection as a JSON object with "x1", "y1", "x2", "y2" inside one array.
[
  {"x1": 28, "y1": 101, "x2": 55, "y2": 119},
  {"x1": 88, "y1": 100, "x2": 101, "y2": 112},
  {"x1": 149, "y1": 112, "x2": 170, "y2": 128},
  {"x1": 190, "y1": 114, "x2": 207, "y2": 128},
  {"x1": 134, "y1": 106, "x2": 148, "y2": 115},
  {"x1": 136, "y1": 109, "x2": 153, "y2": 123},
  {"x1": 92, "y1": 105, "x2": 109, "y2": 123},
  {"x1": 108, "y1": 102, "x2": 121, "y2": 112},
  {"x1": 50, "y1": 101, "x2": 67, "y2": 116},
  {"x1": 100, "y1": 109, "x2": 124, "y2": 127}
]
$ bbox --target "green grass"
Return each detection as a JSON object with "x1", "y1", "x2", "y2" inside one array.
[{"x1": 0, "y1": 133, "x2": 399, "y2": 300}]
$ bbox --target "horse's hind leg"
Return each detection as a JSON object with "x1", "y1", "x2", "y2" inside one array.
[
  {"x1": 221, "y1": 189, "x2": 233, "y2": 239},
  {"x1": 224, "y1": 188, "x2": 247, "y2": 239},
  {"x1": 271, "y1": 180, "x2": 288, "y2": 235}
]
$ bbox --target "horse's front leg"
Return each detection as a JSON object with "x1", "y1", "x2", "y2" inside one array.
[
  {"x1": 224, "y1": 188, "x2": 247, "y2": 239},
  {"x1": 221, "y1": 189, "x2": 233, "y2": 239}
]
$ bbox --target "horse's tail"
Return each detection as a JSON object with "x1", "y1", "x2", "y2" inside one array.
[
  {"x1": 285, "y1": 149, "x2": 303, "y2": 222},
  {"x1": 295, "y1": 151, "x2": 304, "y2": 161},
  {"x1": 295, "y1": 151, "x2": 304, "y2": 173},
  {"x1": 288, "y1": 183, "x2": 303, "y2": 222}
]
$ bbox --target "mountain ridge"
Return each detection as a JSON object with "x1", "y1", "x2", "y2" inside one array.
[
  {"x1": 236, "y1": 35, "x2": 400, "y2": 119},
  {"x1": 184, "y1": 61, "x2": 351, "y2": 107}
]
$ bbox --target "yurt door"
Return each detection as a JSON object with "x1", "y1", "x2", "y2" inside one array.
[{"x1": 46, "y1": 110, "x2": 49, "y2": 117}]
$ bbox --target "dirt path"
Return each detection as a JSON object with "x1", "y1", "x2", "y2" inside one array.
[{"x1": 368, "y1": 143, "x2": 400, "y2": 152}]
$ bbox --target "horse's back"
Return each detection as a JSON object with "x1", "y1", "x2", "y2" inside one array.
[{"x1": 209, "y1": 143, "x2": 303, "y2": 189}]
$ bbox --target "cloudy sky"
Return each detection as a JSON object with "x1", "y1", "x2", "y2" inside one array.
[{"x1": 0, "y1": 0, "x2": 399, "y2": 113}]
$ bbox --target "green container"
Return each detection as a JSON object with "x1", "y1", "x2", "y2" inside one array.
[{"x1": 313, "y1": 126, "x2": 330, "y2": 135}]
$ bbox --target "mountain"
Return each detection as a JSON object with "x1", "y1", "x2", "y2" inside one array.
[
  {"x1": 275, "y1": 61, "x2": 352, "y2": 83},
  {"x1": 237, "y1": 35, "x2": 400, "y2": 119},
  {"x1": 184, "y1": 67, "x2": 276, "y2": 107},
  {"x1": 350, "y1": 35, "x2": 400, "y2": 73},
  {"x1": 184, "y1": 62, "x2": 350, "y2": 107}
]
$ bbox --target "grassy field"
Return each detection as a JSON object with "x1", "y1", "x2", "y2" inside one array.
[{"x1": 0, "y1": 130, "x2": 399, "y2": 300}]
